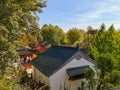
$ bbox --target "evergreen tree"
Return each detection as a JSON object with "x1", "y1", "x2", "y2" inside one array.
[{"x1": 100, "y1": 23, "x2": 106, "y2": 32}]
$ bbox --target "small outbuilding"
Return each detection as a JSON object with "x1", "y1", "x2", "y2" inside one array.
[
  {"x1": 31, "y1": 45, "x2": 95, "y2": 90},
  {"x1": 17, "y1": 46, "x2": 36, "y2": 68}
]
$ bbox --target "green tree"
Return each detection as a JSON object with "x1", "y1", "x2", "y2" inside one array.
[
  {"x1": 90, "y1": 24, "x2": 120, "y2": 90},
  {"x1": 66, "y1": 28, "x2": 81, "y2": 44},
  {"x1": 41, "y1": 24, "x2": 64, "y2": 44},
  {"x1": 54, "y1": 25, "x2": 64, "y2": 44},
  {"x1": 74, "y1": 30, "x2": 85, "y2": 46},
  {"x1": 87, "y1": 26, "x2": 93, "y2": 31},
  {"x1": 0, "y1": 0, "x2": 46, "y2": 89},
  {"x1": 85, "y1": 68, "x2": 95, "y2": 90},
  {"x1": 100, "y1": 23, "x2": 106, "y2": 32}
]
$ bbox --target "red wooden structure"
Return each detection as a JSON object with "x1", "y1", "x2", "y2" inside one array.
[
  {"x1": 29, "y1": 41, "x2": 46, "y2": 52},
  {"x1": 17, "y1": 46, "x2": 36, "y2": 68}
]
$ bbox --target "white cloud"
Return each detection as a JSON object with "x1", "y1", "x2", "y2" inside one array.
[
  {"x1": 62, "y1": 0, "x2": 120, "y2": 31},
  {"x1": 40, "y1": 0, "x2": 120, "y2": 31},
  {"x1": 70, "y1": 5, "x2": 120, "y2": 23}
]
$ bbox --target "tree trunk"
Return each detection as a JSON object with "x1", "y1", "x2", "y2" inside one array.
[
  {"x1": 96, "y1": 81, "x2": 102, "y2": 90},
  {"x1": 96, "y1": 70, "x2": 105, "y2": 90}
]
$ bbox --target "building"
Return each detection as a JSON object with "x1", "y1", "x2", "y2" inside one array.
[
  {"x1": 31, "y1": 45, "x2": 95, "y2": 90},
  {"x1": 17, "y1": 46, "x2": 37, "y2": 68},
  {"x1": 87, "y1": 29, "x2": 97, "y2": 35},
  {"x1": 29, "y1": 41, "x2": 46, "y2": 53}
]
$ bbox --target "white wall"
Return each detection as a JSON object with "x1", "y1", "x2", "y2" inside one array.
[
  {"x1": 33, "y1": 67, "x2": 50, "y2": 85},
  {"x1": 49, "y1": 58, "x2": 95, "y2": 90}
]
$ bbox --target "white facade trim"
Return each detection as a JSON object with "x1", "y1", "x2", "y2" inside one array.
[{"x1": 49, "y1": 58, "x2": 95, "y2": 90}]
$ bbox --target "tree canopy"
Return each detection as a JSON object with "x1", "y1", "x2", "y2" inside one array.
[
  {"x1": 66, "y1": 28, "x2": 85, "y2": 45},
  {"x1": 0, "y1": 0, "x2": 46, "y2": 89},
  {"x1": 90, "y1": 24, "x2": 120, "y2": 89},
  {"x1": 41, "y1": 24, "x2": 64, "y2": 44}
]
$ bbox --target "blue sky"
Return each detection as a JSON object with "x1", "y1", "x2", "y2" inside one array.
[{"x1": 38, "y1": 0, "x2": 120, "y2": 32}]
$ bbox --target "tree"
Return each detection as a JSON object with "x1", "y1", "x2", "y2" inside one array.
[
  {"x1": 41, "y1": 24, "x2": 64, "y2": 44},
  {"x1": 54, "y1": 25, "x2": 65, "y2": 44},
  {"x1": 41, "y1": 24, "x2": 54, "y2": 44},
  {"x1": 87, "y1": 26, "x2": 93, "y2": 31},
  {"x1": 0, "y1": 0, "x2": 46, "y2": 89},
  {"x1": 84, "y1": 68, "x2": 95, "y2": 90},
  {"x1": 66, "y1": 28, "x2": 81, "y2": 44},
  {"x1": 90, "y1": 24, "x2": 120, "y2": 90},
  {"x1": 100, "y1": 23, "x2": 106, "y2": 32},
  {"x1": 74, "y1": 30, "x2": 85, "y2": 46}
]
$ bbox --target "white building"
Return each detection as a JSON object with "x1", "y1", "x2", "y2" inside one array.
[{"x1": 31, "y1": 45, "x2": 95, "y2": 90}]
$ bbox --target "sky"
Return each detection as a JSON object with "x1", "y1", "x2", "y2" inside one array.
[{"x1": 38, "y1": 0, "x2": 120, "y2": 32}]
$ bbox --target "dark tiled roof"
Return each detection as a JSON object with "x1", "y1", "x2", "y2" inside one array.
[
  {"x1": 31, "y1": 45, "x2": 79, "y2": 77},
  {"x1": 67, "y1": 65, "x2": 90, "y2": 77},
  {"x1": 80, "y1": 48, "x2": 90, "y2": 53},
  {"x1": 17, "y1": 46, "x2": 36, "y2": 56}
]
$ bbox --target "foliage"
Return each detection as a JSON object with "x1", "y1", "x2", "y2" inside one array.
[
  {"x1": 41, "y1": 24, "x2": 64, "y2": 44},
  {"x1": 0, "y1": 0, "x2": 46, "y2": 89},
  {"x1": 100, "y1": 23, "x2": 106, "y2": 31},
  {"x1": 87, "y1": 26, "x2": 93, "y2": 31},
  {"x1": 0, "y1": 66, "x2": 25, "y2": 90},
  {"x1": 74, "y1": 30, "x2": 85, "y2": 45},
  {"x1": 66, "y1": 28, "x2": 80, "y2": 44},
  {"x1": 90, "y1": 24, "x2": 120, "y2": 90},
  {"x1": 84, "y1": 68, "x2": 95, "y2": 90},
  {"x1": 66, "y1": 28, "x2": 85, "y2": 44}
]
